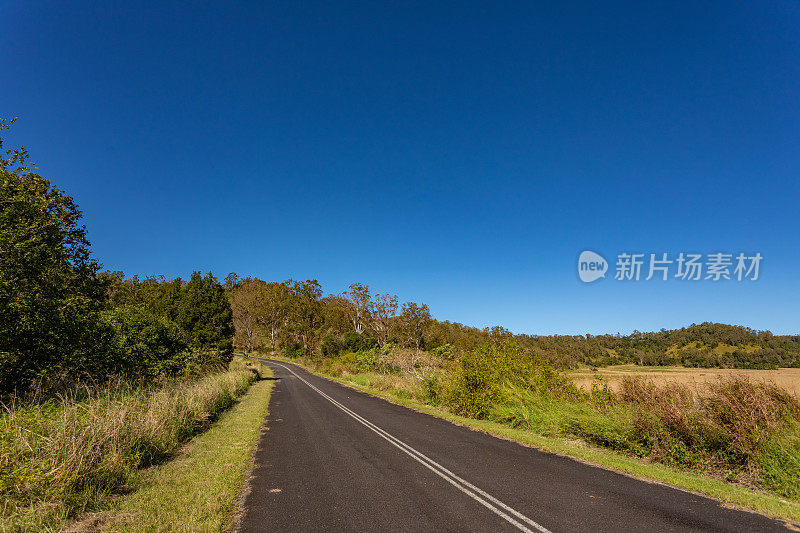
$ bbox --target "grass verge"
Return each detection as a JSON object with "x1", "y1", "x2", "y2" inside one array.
[
  {"x1": 102, "y1": 365, "x2": 273, "y2": 532},
  {"x1": 272, "y1": 356, "x2": 800, "y2": 524},
  {"x1": 0, "y1": 361, "x2": 264, "y2": 532}
]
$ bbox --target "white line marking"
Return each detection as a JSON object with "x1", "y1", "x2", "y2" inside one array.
[{"x1": 269, "y1": 360, "x2": 552, "y2": 533}]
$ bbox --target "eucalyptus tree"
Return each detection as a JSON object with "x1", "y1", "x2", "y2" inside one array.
[
  {"x1": 342, "y1": 283, "x2": 371, "y2": 334},
  {"x1": 370, "y1": 293, "x2": 399, "y2": 346},
  {"x1": 400, "y1": 302, "x2": 432, "y2": 350},
  {"x1": 256, "y1": 281, "x2": 291, "y2": 354},
  {"x1": 285, "y1": 279, "x2": 323, "y2": 355},
  {"x1": 228, "y1": 277, "x2": 262, "y2": 353}
]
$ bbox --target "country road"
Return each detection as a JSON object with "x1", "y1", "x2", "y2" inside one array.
[{"x1": 239, "y1": 360, "x2": 793, "y2": 532}]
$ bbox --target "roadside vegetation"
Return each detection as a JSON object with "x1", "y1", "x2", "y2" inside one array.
[
  {"x1": 226, "y1": 278, "x2": 800, "y2": 371},
  {"x1": 274, "y1": 347, "x2": 799, "y2": 522},
  {"x1": 283, "y1": 344, "x2": 800, "y2": 502},
  {"x1": 0, "y1": 360, "x2": 263, "y2": 531},
  {"x1": 105, "y1": 360, "x2": 272, "y2": 533}
]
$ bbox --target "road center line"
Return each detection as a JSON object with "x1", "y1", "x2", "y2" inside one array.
[{"x1": 269, "y1": 360, "x2": 553, "y2": 533}]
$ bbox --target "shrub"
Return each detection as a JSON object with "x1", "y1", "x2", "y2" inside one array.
[
  {"x1": 430, "y1": 343, "x2": 455, "y2": 360},
  {"x1": 445, "y1": 342, "x2": 578, "y2": 418},
  {"x1": 321, "y1": 334, "x2": 345, "y2": 357},
  {"x1": 343, "y1": 331, "x2": 378, "y2": 353},
  {"x1": 281, "y1": 342, "x2": 305, "y2": 359},
  {"x1": 618, "y1": 375, "x2": 800, "y2": 495},
  {"x1": 337, "y1": 349, "x2": 381, "y2": 374},
  {"x1": 104, "y1": 305, "x2": 189, "y2": 378}
]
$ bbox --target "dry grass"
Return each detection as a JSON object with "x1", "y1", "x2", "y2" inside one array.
[
  {"x1": 571, "y1": 365, "x2": 800, "y2": 396},
  {"x1": 0, "y1": 366, "x2": 259, "y2": 531},
  {"x1": 616, "y1": 375, "x2": 800, "y2": 496}
]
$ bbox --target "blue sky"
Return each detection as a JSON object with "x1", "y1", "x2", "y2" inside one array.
[{"x1": 2, "y1": 1, "x2": 799, "y2": 335}]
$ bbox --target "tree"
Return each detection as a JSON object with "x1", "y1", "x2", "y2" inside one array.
[
  {"x1": 228, "y1": 277, "x2": 262, "y2": 353},
  {"x1": 175, "y1": 272, "x2": 234, "y2": 354},
  {"x1": 342, "y1": 283, "x2": 371, "y2": 334},
  {"x1": 256, "y1": 281, "x2": 291, "y2": 354},
  {"x1": 223, "y1": 272, "x2": 240, "y2": 291},
  {"x1": 370, "y1": 293, "x2": 398, "y2": 346},
  {"x1": 103, "y1": 305, "x2": 189, "y2": 378},
  {"x1": 400, "y1": 302, "x2": 432, "y2": 350},
  {"x1": 285, "y1": 279, "x2": 323, "y2": 355},
  {"x1": 0, "y1": 118, "x2": 108, "y2": 391},
  {"x1": 319, "y1": 295, "x2": 353, "y2": 337}
]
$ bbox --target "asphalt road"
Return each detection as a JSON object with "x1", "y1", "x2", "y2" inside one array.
[{"x1": 239, "y1": 360, "x2": 794, "y2": 532}]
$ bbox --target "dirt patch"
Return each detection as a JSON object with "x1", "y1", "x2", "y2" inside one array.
[{"x1": 62, "y1": 512, "x2": 123, "y2": 533}]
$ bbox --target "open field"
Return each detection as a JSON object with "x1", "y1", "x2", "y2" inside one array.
[{"x1": 570, "y1": 365, "x2": 800, "y2": 396}]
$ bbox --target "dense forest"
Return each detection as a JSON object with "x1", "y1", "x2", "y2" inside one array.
[{"x1": 2, "y1": 116, "x2": 799, "y2": 397}]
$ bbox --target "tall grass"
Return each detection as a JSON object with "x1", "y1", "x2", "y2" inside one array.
[
  {"x1": 477, "y1": 374, "x2": 800, "y2": 499},
  {"x1": 0, "y1": 365, "x2": 260, "y2": 530}
]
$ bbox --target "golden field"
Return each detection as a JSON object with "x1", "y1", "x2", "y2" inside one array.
[{"x1": 570, "y1": 365, "x2": 800, "y2": 396}]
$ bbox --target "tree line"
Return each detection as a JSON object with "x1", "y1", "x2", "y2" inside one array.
[
  {"x1": 0, "y1": 119, "x2": 234, "y2": 395},
  {"x1": 225, "y1": 277, "x2": 433, "y2": 358},
  {"x1": 225, "y1": 270, "x2": 800, "y2": 369}
]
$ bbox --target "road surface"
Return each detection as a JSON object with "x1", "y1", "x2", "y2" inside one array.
[{"x1": 239, "y1": 360, "x2": 794, "y2": 532}]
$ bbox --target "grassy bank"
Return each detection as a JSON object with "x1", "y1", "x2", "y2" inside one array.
[
  {"x1": 0, "y1": 360, "x2": 263, "y2": 532},
  {"x1": 103, "y1": 363, "x2": 273, "y2": 532},
  {"x1": 272, "y1": 351, "x2": 800, "y2": 523}
]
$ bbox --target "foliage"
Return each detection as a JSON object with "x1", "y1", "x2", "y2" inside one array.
[
  {"x1": 175, "y1": 272, "x2": 234, "y2": 354},
  {"x1": 321, "y1": 331, "x2": 378, "y2": 357},
  {"x1": 0, "y1": 120, "x2": 237, "y2": 398},
  {"x1": 444, "y1": 342, "x2": 577, "y2": 418},
  {"x1": 0, "y1": 119, "x2": 109, "y2": 393},
  {"x1": 618, "y1": 376, "x2": 800, "y2": 498},
  {"x1": 280, "y1": 342, "x2": 305, "y2": 359},
  {"x1": 103, "y1": 305, "x2": 189, "y2": 378},
  {"x1": 104, "y1": 271, "x2": 235, "y2": 360}
]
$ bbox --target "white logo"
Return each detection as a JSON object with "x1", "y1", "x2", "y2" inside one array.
[{"x1": 578, "y1": 250, "x2": 608, "y2": 283}]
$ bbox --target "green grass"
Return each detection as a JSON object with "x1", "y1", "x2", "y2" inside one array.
[
  {"x1": 0, "y1": 362, "x2": 265, "y2": 532},
  {"x1": 275, "y1": 357, "x2": 800, "y2": 524},
  {"x1": 103, "y1": 367, "x2": 273, "y2": 532}
]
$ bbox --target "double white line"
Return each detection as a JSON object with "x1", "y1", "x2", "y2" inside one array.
[{"x1": 270, "y1": 361, "x2": 552, "y2": 533}]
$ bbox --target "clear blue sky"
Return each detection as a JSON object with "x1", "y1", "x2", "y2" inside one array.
[{"x1": 3, "y1": 1, "x2": 799, "y2": 335}]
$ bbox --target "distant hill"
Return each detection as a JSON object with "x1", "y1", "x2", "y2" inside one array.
[{"x1": 426, "y1": 321, "x2": 800, "y2": 369}]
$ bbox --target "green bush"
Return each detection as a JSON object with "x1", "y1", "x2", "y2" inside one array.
[
  {"x1": 321, "y1": 334, "x2": 345, "y2": 357},
  {"x1": 104, "y1": 305, "x2": 189, "y2": 378},
  {"x1": 430, "y1": 343, "x2": 455, "y2": 360},
  {"x1": 337, "y1": 350, "x2": 380, "y2": 373},
  {"x1": 419, "y1": 375, "x2": 444, "y2": 405},
  {"x1": 281, "y1": 342, "x2": 305, "y2": 359},
  {"x1": 445, "y1": 342, "x2": 578, "y2": 418},
  {"x1": 343, "y1": 332, "x2": 378, "y2": 353}
]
